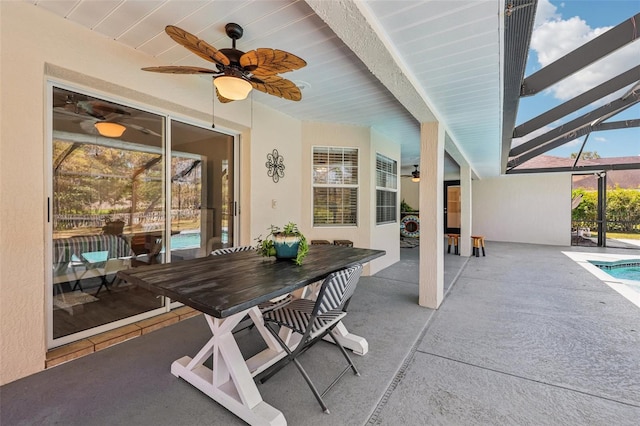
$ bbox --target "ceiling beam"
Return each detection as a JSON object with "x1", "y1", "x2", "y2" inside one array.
[
  {"x1": 501, "y1": 0, "x2": 538, "y2": 173},
  {"x1": 303, "y1": 0, "x2": 478, "y2": 177},
  {"x1": 304, "y1": 0, "x2": 435, "y2": 124},
  {"x1": 514, "y1": 65, "x2": 640, "y2": 137},
  {"x1": 508, "y1": 162, "x2": 640, "y2": 174},
  {"x1": 520, "y1": 13, "x2": 640, "y2": 97},
  {"x1": 510, "y1": 91, "x2": 640, "y2": 157},
  {"x1": 507, "y1": 118, "x2": 640, "y2": 170}
]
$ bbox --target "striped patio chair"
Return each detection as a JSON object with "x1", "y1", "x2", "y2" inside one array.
[
  {"x1": 258, "y1": 263, "x2": 363, "y2": 414},
  {"x1": 210, "y1": 245, "x2": 254, "y2": 256}
]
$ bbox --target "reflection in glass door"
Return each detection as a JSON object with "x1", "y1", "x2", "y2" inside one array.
[
  {"x1": 50, "y1": 86, "x2": 166, "y2": 343},
  {"x1": 169, "y1": 121, "x2": 234, "y2": 261},
  {"x1": 444, "y1": 180, "x2": 461, "y2": 234}
]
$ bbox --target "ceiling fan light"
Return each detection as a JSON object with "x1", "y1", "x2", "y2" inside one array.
[
  {"x1": 214, "y1": 76, "x2": 252, "y2": 100},
  {"x1": 411, "y1": 176, "x2": 420, "y2": 183},
  {"x1": 94, "y1": 121, "x2": 126, "y2": 138}
]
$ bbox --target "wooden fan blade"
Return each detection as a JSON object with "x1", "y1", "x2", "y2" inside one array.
[
  {"x1": 72, "y1": 100, "x2": 130, "y2": 120},
  {"x1": 142, "y1": 66, "x2": 219, "y2": 74},
  {"x1": 216, "y1": 89, "x2": 234, "y2": 104},
  {"x1": 165, "y1": 25, "x2": 230, "y2": 66},
  {"x1": 240, "y1": 48, "x2": 306, "y2": 76},
  {"x1": 250, "y1": 75, "x2": 302, "y2": 101},
  {"x1": 127, "y1": 123, "x2": 162, "y2": 137}
]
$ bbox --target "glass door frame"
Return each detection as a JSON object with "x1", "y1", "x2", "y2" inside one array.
[
  {"x1": 444, "y1": 180, "x2": 461, "y2": 234},
  {"x1": 45, "y1": 79, "x2": 240, "y2": 348}
]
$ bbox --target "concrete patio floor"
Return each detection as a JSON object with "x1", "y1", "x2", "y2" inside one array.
[{"x1": 1, "y1": 242, "x2": 639, "y2": 425}]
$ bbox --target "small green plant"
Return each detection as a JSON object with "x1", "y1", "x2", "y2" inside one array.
[
  {"x1": 255, "y1": 222, "x2": 309, "y2": 265},
  {"x1": 401, "y1": 199, "x2": 416, "y2": 212}
]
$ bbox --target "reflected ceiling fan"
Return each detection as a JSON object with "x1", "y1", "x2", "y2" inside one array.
[
  {"x1": 142, "y1": 24, "x2": 307, "y2": 103},
  {"x1": 401, "y1": 165, "x2": 420, "y2": 182},
  {"x1": 54, "y1": 94, "x2": 161, "y2": 138}
]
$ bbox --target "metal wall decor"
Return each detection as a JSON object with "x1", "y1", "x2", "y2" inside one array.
[{"x1": 266, "y1": 149, "x2": 285, "y2": 182}]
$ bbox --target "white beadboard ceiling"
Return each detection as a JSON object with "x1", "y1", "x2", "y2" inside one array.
[{"x1": 28, "y1": 0, "x2": 505, "y2": 177}]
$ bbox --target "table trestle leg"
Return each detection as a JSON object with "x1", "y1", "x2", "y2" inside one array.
[{"x1": 171, "y1": 309, "x2": 286, "y2": 425}]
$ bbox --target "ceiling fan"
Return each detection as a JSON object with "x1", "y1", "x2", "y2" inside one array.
[
  {"x1": 142, "y1": 24, "x2": 307, "y2": 103},
  {"x1": 401, "y1": 165, "x2": 420, "y2": 182},
  {"x1": 54, "y1": 93, "x2": 161, "y2": 138}
]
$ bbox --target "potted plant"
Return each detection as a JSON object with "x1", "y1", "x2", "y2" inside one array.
[
  {"x1": 255, "y1": 222, "x2": 309, "y2": 265},
  {"x1": 102, "y1": 216, "x2": 125, "y2": 235}
]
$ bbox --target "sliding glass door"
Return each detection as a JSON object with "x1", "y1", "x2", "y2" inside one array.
[
  {"x1": 169, "y1": 121, "x2": 234, "y2": 261},
  {"x1": 49, "y1": 84, "x2": 235, "y2": 346}
]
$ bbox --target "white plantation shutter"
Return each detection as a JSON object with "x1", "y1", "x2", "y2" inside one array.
[
  {"x1": 375, "y1": 153, "x2": 397, "y2": 224},
  {"x1": 313, "y1": 147, "x2": 358, "y2": 226}
]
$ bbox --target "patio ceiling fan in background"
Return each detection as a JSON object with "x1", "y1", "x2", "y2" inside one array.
[
  {"x1": 401, "y1": 165, "x2": 421, "y2": 182},
  {"x1": 142, "y1": 24, "x2": 307, "y2": 103}
]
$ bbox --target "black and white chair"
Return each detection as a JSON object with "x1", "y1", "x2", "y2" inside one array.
[
  {"x1": 210, "y1": 245, "x2": 254, "y2": 256},
  {"x1": 259, "y1": 263, "x2": 363, "y2": 414},
  {"x1": 210, "y1": 246, "x2": 292, "y2": 314}
]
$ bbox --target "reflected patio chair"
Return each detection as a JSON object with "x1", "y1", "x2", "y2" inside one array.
[
  {"x1": 93, "y1": 258, "x2": 129, "y2": 296},
  {"x1": 210, "y1": 246, "x2": 292, "y2": 314},
  {"x1": 72, "y1": 257, "x2": 130, "y2": 296},
  {"x1": 130, "y1": 238, "x2": 163, "y2": 267},
  {"x1": 259, "y1": 263, "x2": 363, "y2": 414}
]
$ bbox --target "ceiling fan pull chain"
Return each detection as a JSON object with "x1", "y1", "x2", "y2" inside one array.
[{"x1": 211, "y1": 79, "x2": 216, "y2": 129}]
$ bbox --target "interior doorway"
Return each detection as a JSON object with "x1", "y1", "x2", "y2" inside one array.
[{"x1": 444, "y1": 180, "x2": 461, "y2": 234}]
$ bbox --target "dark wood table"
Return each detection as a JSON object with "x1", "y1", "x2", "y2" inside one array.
[{"x1": 118, "y1": 245, "x2": 385, "y2": 426}]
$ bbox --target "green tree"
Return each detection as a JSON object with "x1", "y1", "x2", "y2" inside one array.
[
  {"x1": 570, "y1": 151, "x2": 600, "y2": 160},
  {"x1": 572, "y1": 187, "x2": 640, "y2": 234},
  {"x1": 571, "y1": 189, "x2": 597, "y2": 224},
  {"x1": 607, "y1": 186, "x2": 640, "y2": 233}
]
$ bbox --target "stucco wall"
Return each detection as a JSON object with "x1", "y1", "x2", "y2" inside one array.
[
  {"x1": 369, "y1": 130, "x2": 401, "y2": 274},
  {"x1": 299, "y1": 123, "x2": 401, "y2": 274},
  {"x1": 472, "y1": 173, "x2": 572, "y2": 245},
  {"x1": 300, "y1": 122, "x2": 371, "y2": 244},
  {"x1": 400, "y1": 177, "x2": 420, "y2": 211},
  {"x1": 0, "y1": 2, "x2": 249, "y2": 384},
  {"x1": 0, "y1": 2, "x2": 399, "y2": 384},
  {"x1": 250, "y1": 103, "x2": 303, "y2": 237}
]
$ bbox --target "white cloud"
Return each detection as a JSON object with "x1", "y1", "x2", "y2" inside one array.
[
  {"x1": 594, "y1": 136, "x2": 608, "y2": 143},
  {"x1": 533, "y1": 0, "x2": 560, "y2": 29},
  {"x1": 529, "y1": 1, "x2": 640, "y2": 101},
  {"x1": 565, "y1": 138, "x2": 582, "y2": 147},
  {"x1": 511, "y1": 125, "x2": 554, "y2": 147}
]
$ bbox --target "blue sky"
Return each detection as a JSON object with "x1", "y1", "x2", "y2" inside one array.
[{"x1": 515, "y1": 0, "x2": 639, "y2": 159}]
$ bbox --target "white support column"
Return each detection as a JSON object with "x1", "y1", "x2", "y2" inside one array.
[
  {"x1": 419, "y1": 122, "x2": 444, "y2": 309},
  {"x1": 459, "y1": 164, "x2": 472, "y2": 257}
]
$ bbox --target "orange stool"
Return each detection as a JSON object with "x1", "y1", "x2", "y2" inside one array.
[
  {"x1": 447, "y1": 233, "x2": 460, "y2": 255},
  {"x1": 471, "y1": 235, "x2": 485, "y2": 257}
]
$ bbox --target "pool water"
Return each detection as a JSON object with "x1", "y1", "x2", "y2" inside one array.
[
  {"x1": 605, "y1": 266, "x2": 640, "y2": 281},
  {"x1": 590, "y1": 260, "x2": 640, "y2": 283},
  {"x1": 171, "y1": 232, "x2": 201, "y2": 249}
]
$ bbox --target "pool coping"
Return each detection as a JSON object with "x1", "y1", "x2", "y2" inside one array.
[{"x1": 563, "y1": 251, "x2": 640, "y2": 309}]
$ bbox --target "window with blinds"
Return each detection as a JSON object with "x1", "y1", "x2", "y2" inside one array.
[
  {"x1": 376, "y1": 153, "x2": 397, "y2": 224},
  {"x1": 312, "y1": 147, "x2": 358, "y2": 226}
]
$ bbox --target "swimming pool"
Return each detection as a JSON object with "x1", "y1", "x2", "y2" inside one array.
[
  {"x1": 563, "y1": 251, "x2": 640, "y2": 309},
  {"x1": 170, "y1": 229, "x2": 229, "y2": 250},
  {"x1": 171, "y1": 232, "x2": 201, "y2": 249},
  {"x1": 590, "y1": 260, "x2": 640, "y2": 282}
]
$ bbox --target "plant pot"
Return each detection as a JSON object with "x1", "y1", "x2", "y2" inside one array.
[
  {"x1": 273, "y1": 234, "x2": 300, "y2": 259},
  {"x1": 103, "y1": 219, "x2": 125, "y2": 235}
]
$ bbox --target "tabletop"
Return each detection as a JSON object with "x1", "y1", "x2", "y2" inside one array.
[
  {"x1": 117, "y1": 245, "x2": 385, "y2": 318},
  {"x1": 81, "y1": 250, "x2": 109, "y2": 265}
]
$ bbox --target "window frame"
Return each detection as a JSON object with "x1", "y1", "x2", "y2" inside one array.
[
  {"x1": 312, "y1": 146, "x2": 359, "y2": 227},
  {"x1": 375, "y1": 152, "x2": 398, "y2": 225}
]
